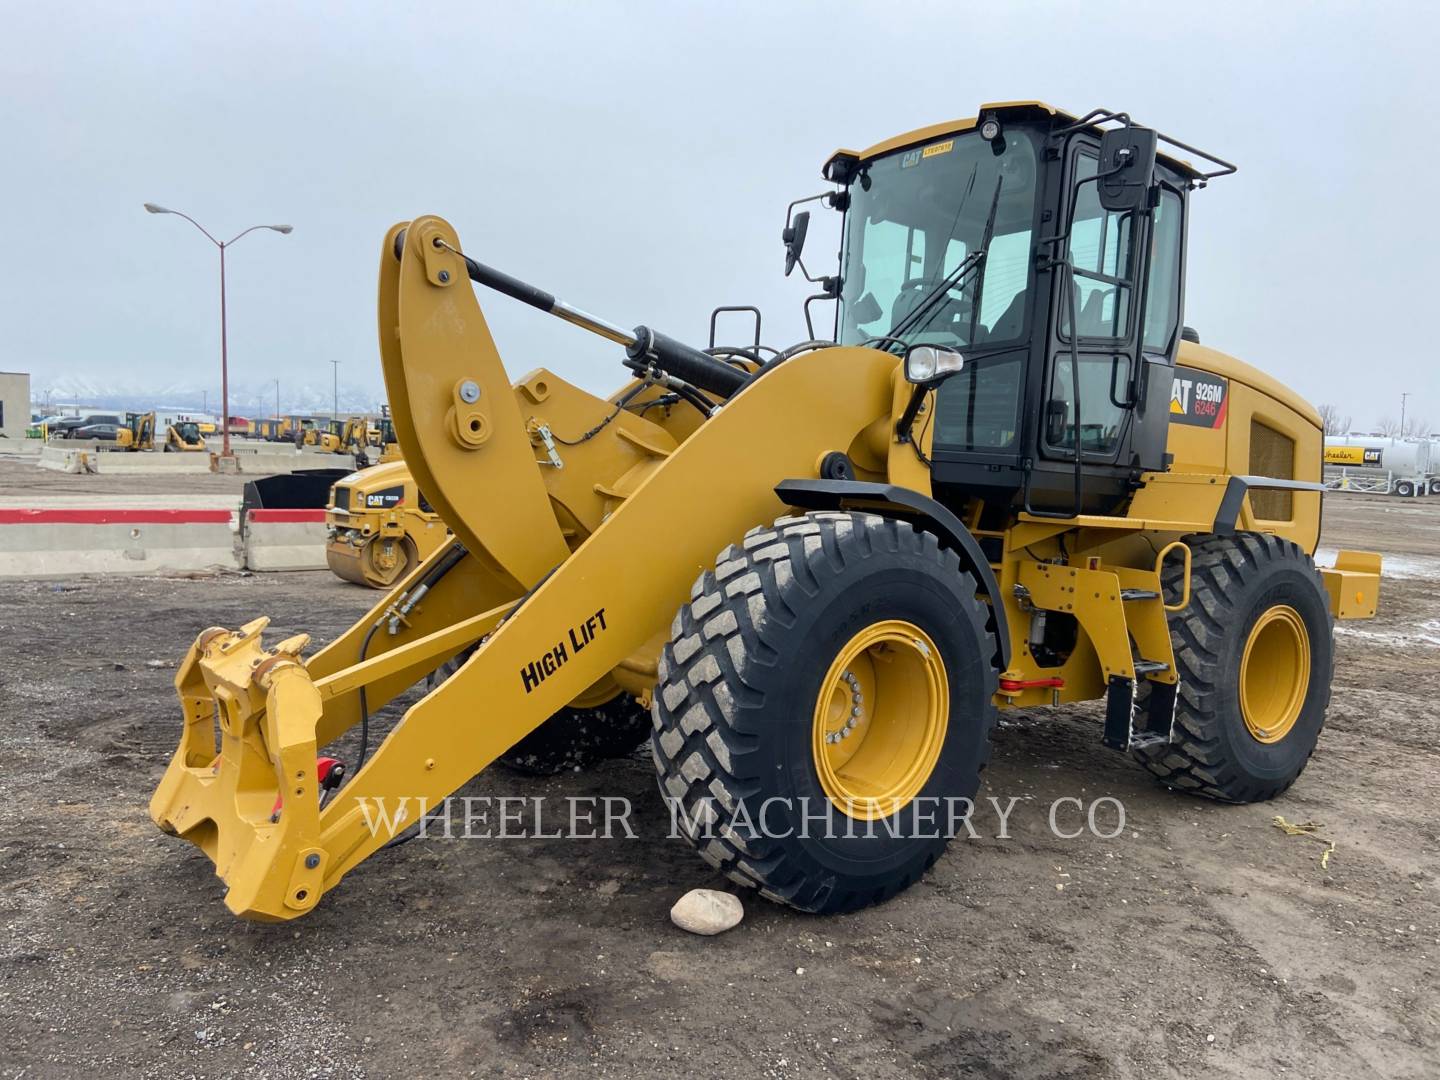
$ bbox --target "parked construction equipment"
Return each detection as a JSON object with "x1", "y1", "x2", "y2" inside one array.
[
  {"x1": 326, "y1": 461, "x2": 448, "y2": 587},
  {"x1": 116, "y1": 411, "x2": 156, "y2": 450},
  {"x1": 164, "y1": 421, "x2": 205, "y2": 452},
  {"x1": 375, "y1": 407, "x2": 401, "y2": 463},
  {"x1": 150, "y1": 102, "x2": 1382, "y2": 922}
]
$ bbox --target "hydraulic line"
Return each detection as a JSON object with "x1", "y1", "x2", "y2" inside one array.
[{"x1": 351, "y1": 541, "x2": 469, "y2": 775}]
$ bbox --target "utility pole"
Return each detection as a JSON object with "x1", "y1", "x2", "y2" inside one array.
[
  {"x1": 1400, "y1": 392, "x2": 1410, "y2": 439},
  {"x1": 275, "y1": 378, "x2": 281, "y2": 420},
  {"x1": 330, "y1": 359, "x2": 341, "y2": 420}
]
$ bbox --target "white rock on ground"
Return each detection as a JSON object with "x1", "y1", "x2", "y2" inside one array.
[{"x1": 670, "y1": 889, "x2": 744, "y2": 936}]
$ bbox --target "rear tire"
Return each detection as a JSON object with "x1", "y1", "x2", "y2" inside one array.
[
  {"x1": 1133, "y1": 533, "x2": 1333, "y2": 802},
  {"x1": 1396, "y1": 480, "x2": 1415, "y2": 497},
  {"x1": 497, "y1": 692, "x2": 651, "y2": 775},
  {"x1": 651, "y1": 512, "x2": 997, "y2": 914}
]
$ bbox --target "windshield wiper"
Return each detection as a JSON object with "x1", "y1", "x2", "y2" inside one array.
[{"x1": 882, "y1": 176, "x2": 1005, "y2": 349}]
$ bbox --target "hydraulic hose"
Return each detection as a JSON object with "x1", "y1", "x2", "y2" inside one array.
[{"x1": 352, "y1": 541, "x2": 469, "y2": 775}]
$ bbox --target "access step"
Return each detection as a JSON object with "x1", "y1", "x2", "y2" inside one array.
[
  {"x1": 1132, "y1": 658, "x2": 1169, "y2": 676},
  {"x1": 1119, "y1": 588, "x2": 1160, "y2": 601},
  {"x1": 1102, "y1": 672, "x2": 1179, "y2": 752}
]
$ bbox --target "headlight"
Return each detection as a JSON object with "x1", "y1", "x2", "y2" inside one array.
[{"x1": 903, "y1": 345, "x2": 965, "y2": 386}]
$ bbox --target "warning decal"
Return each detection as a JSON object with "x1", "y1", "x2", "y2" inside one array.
[{"x1": 1170, "y1": 366, "x2": 1229, "y2": 429}]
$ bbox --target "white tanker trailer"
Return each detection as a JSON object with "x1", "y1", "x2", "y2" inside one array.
[{"x1": 1324, "y1": 436, "x2": 1439, "y2": 496}]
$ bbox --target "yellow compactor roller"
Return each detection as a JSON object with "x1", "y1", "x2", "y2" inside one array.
[
  {"x1": 150, "y1": 103, "x2": 1381, "y2": 921},
  {"x1": 325, "y1": 461, "x2": 448, "y2": 588}
]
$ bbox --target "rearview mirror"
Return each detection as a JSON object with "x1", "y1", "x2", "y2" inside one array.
[
  {"x1": 1097, "y1": 126, "x2": 1158, "y2": 212},
  {"x1": 903, "y1": 344, "x2": 964, "y2": 386},
  {"x1": 783, "y1": 211, "x2": 810, "y2": 277}
]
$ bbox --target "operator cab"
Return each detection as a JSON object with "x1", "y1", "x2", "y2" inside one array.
[{"x1": 818, "y1": 103, "x2": 1231, "y2": 517}]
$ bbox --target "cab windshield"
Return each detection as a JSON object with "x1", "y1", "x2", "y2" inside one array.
[{"x1": 838, "y1": 128, "x2": 1040, "y2": 352}]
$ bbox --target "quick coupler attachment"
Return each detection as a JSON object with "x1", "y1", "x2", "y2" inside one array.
[{"x1": 148, "y1": 618, "x2": 334, "y2": 921}]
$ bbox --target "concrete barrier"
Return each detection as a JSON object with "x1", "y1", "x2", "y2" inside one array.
[
  {"x1": 86, "y1": 451, "x2": 213, "y2": 475},
  {"x1": 33, "y1": 443, "x2": 342, "y2": 476},
  {"x1": 242, "y1": 509, "x2": 328, "y2": 571},
  {"x1": 1, "y1": 487, "x2": 341, "y2": 577},
  {"x1": 0, "y1": 508, "x2": 241, "y2": 578},
  {"x1": 37, "y1": 445, "x2": 98, "y2": 473}
]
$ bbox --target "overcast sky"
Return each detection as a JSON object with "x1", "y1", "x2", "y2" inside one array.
[{"x1": 3, "y1": 1, "x2": 1435, "y2": 428}]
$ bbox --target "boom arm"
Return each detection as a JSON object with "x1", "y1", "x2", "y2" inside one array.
[{"x1": 149, "y1": 216, "x2": 904, "y2": 919}]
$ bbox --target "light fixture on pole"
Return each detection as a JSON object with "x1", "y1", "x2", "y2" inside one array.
[{"x1": 143, "y1": 203, "x2": 292, "y2": 461}]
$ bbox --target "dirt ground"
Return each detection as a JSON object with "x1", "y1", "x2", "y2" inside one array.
[{"x1": 1, "y1": 461, "x2": 1437, "y2": 1079}]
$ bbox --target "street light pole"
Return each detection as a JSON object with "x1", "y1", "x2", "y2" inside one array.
[
  {"x1": 275, "y1": 378, "x2": 281, "y2": 421},
  {"x1": 330, "y1": 359, "x2": 340, "y2": 420},
  {"x1": 220, "y1": 243, "x2": 228, "y2": 447},
  {"x1": 1400, "y1": 392, "x2": 1410, "y2": 439},
  {"x1": 143, "y1": 204, "x2": 292, "y2": 460}
]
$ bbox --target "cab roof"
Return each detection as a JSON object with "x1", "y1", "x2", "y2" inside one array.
[{"x1": 826, "y1": 101, "x2": 1210, "y2": 182}]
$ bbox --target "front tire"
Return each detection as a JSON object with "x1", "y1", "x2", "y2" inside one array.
[
  {"x1": 1133, "y1": 533, "x2": 1334, "y2": 802},
  {"x1": 651, "y1": 512, "x2": 998, "y2": 914}
]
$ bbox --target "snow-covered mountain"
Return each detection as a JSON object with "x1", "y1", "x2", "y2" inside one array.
[{"x1": 30, "y1": 373, "x2": 386, "y2": 417}]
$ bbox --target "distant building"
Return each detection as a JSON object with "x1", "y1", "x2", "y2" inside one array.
[{"x1": 0, "y1": 371, "x2": 31, "y2": 439}]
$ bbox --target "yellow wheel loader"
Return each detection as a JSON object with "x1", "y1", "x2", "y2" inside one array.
[
  {"x1": 326, "y1": 460, "x2": 448, "y2": 588},
  {"x1": 149, "y1": 102, "x2": 1382, "y2": 921}
]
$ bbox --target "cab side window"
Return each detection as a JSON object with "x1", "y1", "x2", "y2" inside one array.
[
  {"x1": 1143, "y1": 189, "x2": 1183, "y2": 353},
  {"x1": 1063, "y1": 153, "x2": 1135, "y2": 340}
]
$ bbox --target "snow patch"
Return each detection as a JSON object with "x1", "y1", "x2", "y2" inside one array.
[{"x1": 1336, "y1": 619, "x2": 1440, "y2": 649}]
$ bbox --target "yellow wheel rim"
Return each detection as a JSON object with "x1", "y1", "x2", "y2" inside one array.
[
  {"x1": 1239, "y1": 605, "x2": 1311, "y2": 744},
  {"x1": 811, "y1": 619, "x2": 948, "y2": 820}
]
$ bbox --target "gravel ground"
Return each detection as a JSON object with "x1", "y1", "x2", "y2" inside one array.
[{"x1": 1, "y1": 460, "x2": 1436, "y2": 1078}]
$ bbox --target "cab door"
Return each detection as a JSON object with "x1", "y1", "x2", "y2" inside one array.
[
  {"x1": 1028, "y1": 139, "x2": 1185, "y2": 513},
  {"x1": 1045, "y1": 144, "x2": 1146, "y2": 470}
]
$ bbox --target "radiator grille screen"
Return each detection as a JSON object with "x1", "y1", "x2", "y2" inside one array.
[{"x1": 1249, "y1": 421, "x2": 1294, "y2": 520}]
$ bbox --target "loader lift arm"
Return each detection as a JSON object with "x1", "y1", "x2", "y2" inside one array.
[{"x1": 150, "y1": 215, "x2": 910, "y2": 919}]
